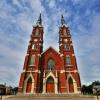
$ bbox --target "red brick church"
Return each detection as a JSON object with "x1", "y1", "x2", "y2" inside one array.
[{"x1": 18, "y1": 14, "x2": 81, "y2": 94}]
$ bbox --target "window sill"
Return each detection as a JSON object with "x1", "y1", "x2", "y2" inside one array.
[
  {"x1": 65, "y1": 65, "x2": 73, "y2": 67},
  {"x1": 29, "y1": 65, "x2": 35, "y2": 67}
]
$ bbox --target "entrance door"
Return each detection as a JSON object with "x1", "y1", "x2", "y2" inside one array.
[
  {"x1": 68, "y1": 77, "x2": 74, "y2": 93},
  {"x1": 46, "y1": 77, "x2": 54, "y2": 93},
  {"x1": 26, "y1": 77, "x2": 32, "y2": 93}
]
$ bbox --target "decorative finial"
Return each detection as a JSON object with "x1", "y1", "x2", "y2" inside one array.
[
  {"x1": 37, "y1": 13, "x2": 42, "y2": 25},
  {"x1": 61, "y1": 14, "x2": 65, "y2": 25}
]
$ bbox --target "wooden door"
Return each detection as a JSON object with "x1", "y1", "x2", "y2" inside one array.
[
  {"x1": 46, "y1": 77, "x2": 54, "y2": 93},
  {"x1": 68, "y1": 77, "x2": 74, "y2": 93},
  {"x1": 26, "y1": 77, "x2": 32, "y2": 93},
  {"x1": 26, "y1": 83, "x2": 32, "y2": 93}
]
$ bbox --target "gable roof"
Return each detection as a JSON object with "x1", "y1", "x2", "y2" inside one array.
[{"x1": 41, "y1": 46, "x2": 60, "y2": 56}]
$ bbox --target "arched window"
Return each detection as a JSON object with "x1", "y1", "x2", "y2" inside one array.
[
  {"x1": 32, "y1": 44, "x2": 38, "y2": 49},
  {"x1": 65, "y1": 56, "x2": 71, "y2": 65},
  {"x1": 64, "y1": 32, "x2": 66, "y2": 36},
  {"x1": 63, "y1": 29, "x2": 67, "y2": 36},
  {"x1": 64, "y1": 44, "x2": 70, "y2": 50},
  {"x1": 29, "y1": 55, "x2": 35, "y2": 65},
  {"x1": 35, "y1": 29, "x2": 39, "y2": 36},
  {"x1": 48, "y1": 59, "x2": 55, "y2": 70}
]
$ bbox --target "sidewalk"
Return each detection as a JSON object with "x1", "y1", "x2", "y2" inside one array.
[{"x1": 2, "y1": 94, "x2": 97, "y2": 100}]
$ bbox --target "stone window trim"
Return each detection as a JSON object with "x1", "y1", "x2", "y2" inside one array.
[
  {"x1": 65, "y1": 64, "x2": 73, "y2": 67},
  {"x1": 29, "y1": 64, "x2": 36, "y2": 67}
]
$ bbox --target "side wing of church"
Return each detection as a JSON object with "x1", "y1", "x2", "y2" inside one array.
[{"x1": 18, "y1": 14, "x2": 81, "y2": 94}]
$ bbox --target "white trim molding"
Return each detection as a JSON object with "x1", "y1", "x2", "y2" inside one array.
[
  {"x1": 60, "y1": 43, "x2": 63, "y2": 46},
  {"x1": 60, "y1": 70, "x2": 65, "y2": 73},
  {"x1": 67, "y1": 74, "x2": 78, "y2": 93},
  {"x1": 70, "y1": 43, "x2": 73, "y2": 46},
  {"x1": 23, "y1": 73, "x2": 34, "y2": 94},
  {"x1": 60, "y1": 54, "x2": 63, "y2": 57},
  {"x1": 42, "y1": 72, "x2": 58, "y2": 94}
]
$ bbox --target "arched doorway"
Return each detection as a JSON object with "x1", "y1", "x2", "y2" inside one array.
[
  {"x1": 26, "y1": 77, "x2": 32, "y2": 93},
  {"x1": 46, "y1": 77, "x2": 55, "y2": 93},
  {"x1": 68, "y1": 77, "x2": 74, "y2": 93}
]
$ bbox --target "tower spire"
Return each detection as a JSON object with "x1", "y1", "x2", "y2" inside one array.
[
  {"x1": 37, "y1": 13, "x2": 42, "y2": 25},
  {"x1": 61, "y1": 14, "x2": 65, "y2": 25}
]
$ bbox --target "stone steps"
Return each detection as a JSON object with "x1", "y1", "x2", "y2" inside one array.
[{"x1": 3, "y1": 94, "x2": 96, "y2": 100}]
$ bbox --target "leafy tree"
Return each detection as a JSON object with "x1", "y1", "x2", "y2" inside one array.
[
  {"x1": 12, "y1": 87, "x2": 18, "y2": 95},
  {"x1": 81, "y1": 80, "x2": 100, "y2": 95},
  {"x1": 92, "y1": 81, "x2": 100, "y2": 86}
]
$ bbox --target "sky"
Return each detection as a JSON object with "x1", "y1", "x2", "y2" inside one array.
[{"x1": 0, "y1": 0, "x2": 100, "y2": 87}]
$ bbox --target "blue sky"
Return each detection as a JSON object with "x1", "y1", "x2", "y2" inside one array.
[{"x1": 0, "y1": 0, "x2": 100, "y2": 87}]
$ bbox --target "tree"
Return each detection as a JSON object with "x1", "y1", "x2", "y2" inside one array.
[
  {"x1": 81, "y1": 80, "x2": 100, "y2": 95},
  {"x1": 92, "y1": 81, "x2": 100, "y2": 86},
  {"x1": 12, "y1": 87, "x2": 18, "y2": 95}
]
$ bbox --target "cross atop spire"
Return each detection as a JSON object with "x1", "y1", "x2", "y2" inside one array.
[
  {"x1": 61, "y1": 14, "x2": 65, "y2": 25},
  {"x1": 36, "y1": 13, "x2": 42, "y2": 25}
]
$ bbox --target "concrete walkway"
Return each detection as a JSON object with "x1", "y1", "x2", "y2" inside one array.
[{"x1": 2, "y1": 94, "x2": 98, "y2": 100}]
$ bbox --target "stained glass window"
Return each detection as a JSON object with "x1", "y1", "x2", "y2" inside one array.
[{"x1": 48, "y1": 59, "x2": 55, "y2": 70}]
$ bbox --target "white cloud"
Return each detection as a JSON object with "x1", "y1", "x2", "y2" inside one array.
[
  {"x1": 12, "y1": 0, "x2": 22, "y2": 8},
  {"x1": 0, "y1": 0, "x2": 100, "y2": 86},
  {"x1": 73, "y1": 13, "x2": 100, "y2": 84},
  {"x1": 0, "y1": 43, "x2": 25, "y2": 86},
  {"x1": 0, "y1": 0, "x2": 47, "y2": 86},
  {"x1": 27, "y1": 0, "x2": 44, "y2": 14},
  {"x1": 71, "y1": 0, "x2": 83, "y2": 5},
  {"x1": 47, "y1": 0, "x2": 56, "y2": 8},
  {"x1": 15, "y1": 13, "x2": 33, "y2": 33}
]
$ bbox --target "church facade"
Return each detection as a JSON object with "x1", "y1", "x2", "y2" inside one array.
[{"x1": 18, "y1": 14, "x2": 81, "y2": 94}]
